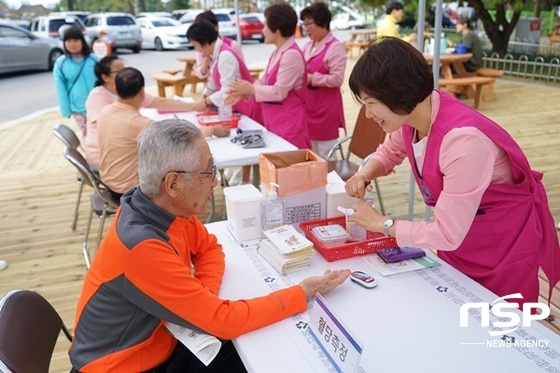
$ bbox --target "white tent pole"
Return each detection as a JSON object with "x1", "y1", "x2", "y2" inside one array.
[{"x1": 234, "y1": 0, "x2": 242, "y2": 47}]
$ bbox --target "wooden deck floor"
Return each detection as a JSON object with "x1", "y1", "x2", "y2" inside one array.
[{"x1": 1, "y1": 64, "x2": 560, "y2": 371}]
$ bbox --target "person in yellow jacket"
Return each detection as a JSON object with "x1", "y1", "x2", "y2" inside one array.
[{"x1": 377, "y1": 1, "x2": 413, "y2": 42}]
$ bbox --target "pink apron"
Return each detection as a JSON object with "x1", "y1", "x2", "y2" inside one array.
[
  {"x1": 305, "y1": 38, "x2": 346, "y2": 141},
  {"x1": 211, "y1": 43, "x2": 263, "y2": 124},
  {"x1": 261, "y1": 43, "x2": 310, "y2": 149},
  {"x1": 403, "y1": 91, "x2": 560, "y2": 306}
]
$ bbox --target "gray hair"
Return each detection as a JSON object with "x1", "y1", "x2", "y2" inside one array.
[{"x1": 137, "y1": 119, "x2": 203, "y2": 197}]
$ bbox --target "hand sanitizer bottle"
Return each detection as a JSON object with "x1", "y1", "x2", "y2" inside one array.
[{"x1": 261, "y1": 182, "x2": 284, "y2": 231}]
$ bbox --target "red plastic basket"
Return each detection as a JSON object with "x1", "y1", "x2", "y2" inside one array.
[
  {"x1": 196, "y1": 112, "x2": 240, "y2": 128},
  {"x1": 299, "y1": 216, "x2": 397, "y2": 262}
]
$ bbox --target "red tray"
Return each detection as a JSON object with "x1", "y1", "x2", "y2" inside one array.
[
  {"x1": 196, "y1": 112, "x2": 240, "y2": 128},
  {"x1": 299, "y1": 216, "x2": 397, "y2": 262}
]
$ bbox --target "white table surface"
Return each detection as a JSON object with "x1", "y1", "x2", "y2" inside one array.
[
  {"x1": 206, "y1": 221, "x2": 560, "y2": 373},
  {"x1": 140, "y1": 109, "x2": 297, "y2": 168}
]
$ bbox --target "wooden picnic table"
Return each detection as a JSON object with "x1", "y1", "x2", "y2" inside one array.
[
  {"x1": 344, "y1": 28, "x2": 377, "y2": 57},
  {"x1": 424, "y1": 52, "x2": 472, "y2": 79},
  {"x1": 424, "y1": 53, "x2": 496, "y2": 110}
]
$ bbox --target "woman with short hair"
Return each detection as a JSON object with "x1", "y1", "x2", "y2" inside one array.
[
  {"x1": 300, "y1": 2, "x2": 347, "y2": 159},
  {"x1": 345, "y1": 37, "x2": 560, "y2": 307},
  {"x1": 226, "y1": 3, "x2": 310, "y2": 149}
]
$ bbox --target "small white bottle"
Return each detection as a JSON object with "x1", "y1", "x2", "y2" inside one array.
[
  {"x1": 218, "y1": 104, "x2": 232, "y2": 121},
  {"x1": 261, "y1": 182, "x2": 284, "y2": 231}
]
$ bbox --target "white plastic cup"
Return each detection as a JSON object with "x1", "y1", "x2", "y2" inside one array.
[{"x1": 218, "y1": 105, "x2": 232, "y2": 121}]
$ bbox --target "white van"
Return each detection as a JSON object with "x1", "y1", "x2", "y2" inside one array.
[{"x1": 330, "y1": 6, "x2": 371, "y2": 30}]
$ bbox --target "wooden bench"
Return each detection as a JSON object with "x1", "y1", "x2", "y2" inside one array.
[
  {"x1": 152, "y1": 73, "x2": 190, "y2": 97},
  {"x1": 438, "y1": 76, "x2": 495, "y2": 110},
  {"x1": 475, "y1": 67, "x2": 504, "y2": 101},
  {"x1": 549, "y1": 23, "x2": 560, "y2": 46},
  {"x1": 152, "y1": 72, "x2": 207, "y2": 97},
  {"x1": 248, "y1": 67, "x2": 264, "y2": 81},
  {"x1": 343, "y1": 40, "x2": 370, "y2": 58}
]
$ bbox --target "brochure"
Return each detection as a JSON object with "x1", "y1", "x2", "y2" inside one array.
[{"x1": 164, "y1": 322, "x2": 222, "y2": 366}]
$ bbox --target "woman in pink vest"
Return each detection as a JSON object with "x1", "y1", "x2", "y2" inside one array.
[
  {"x1": 345, "y1": 37, "x2": 560, "y2": 307},
  {"x1": 300, "y1": 2, "x2": 347, "y2": 159},
  {"x1": 226, "y1": 3, "x2": 310, "y2": 150},
  {"x1": 192, "y1": 10, "x2": 244, "y2": 80},
  {"x1": 186, "y1": 21, "x2": 261, "y2": 122}
]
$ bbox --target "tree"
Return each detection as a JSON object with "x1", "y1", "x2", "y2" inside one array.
[{"x1": 465, "y1": 0, "x2": 525, "y2": 56}]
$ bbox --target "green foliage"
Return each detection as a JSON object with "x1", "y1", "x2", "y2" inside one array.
[
  {"x1": 169, "y1": 0, "x2": 190, "y2": 11},
  {"x1": 56, "y1": 0, "x2": 138, "y2": 13}
]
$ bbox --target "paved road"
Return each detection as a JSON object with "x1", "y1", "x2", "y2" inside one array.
[{"x1": 1, "y1": 30, "x2": 351, "y2": 123}]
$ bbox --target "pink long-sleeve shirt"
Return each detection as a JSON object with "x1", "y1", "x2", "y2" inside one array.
[
  {"x1": 254, "y1": 37, "x2": 305, "y2": 102},
  {"x1": 372, "y1": 92, "x2": 513, "y2": 252},
  {"x1": 302, "y1": 32, "x2": 347, "y2": 88}
]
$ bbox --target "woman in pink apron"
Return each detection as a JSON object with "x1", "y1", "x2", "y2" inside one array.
[
  {"x1": 345, "y1": 37, "x2": 560, "y2": 307},
  {"x1": 192, "y1": 10, "x2": 244, "y2": 80},
  {"x1": 226, "y1": 3, "x2": 310, "y2": 150},
  {"x1": 300, "y1": 2, "x2": 347, "y2": 159},
  {"x1": 186, "y1": 21, "x2": 261, "y2": 123}
]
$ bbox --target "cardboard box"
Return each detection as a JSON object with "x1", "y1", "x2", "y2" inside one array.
[
  {"x1": 263, "y1": 184, "x2": 326, "y2": 225},
  {"x1": 259, "y1": 150, "x2": 327, "y2": 197}
]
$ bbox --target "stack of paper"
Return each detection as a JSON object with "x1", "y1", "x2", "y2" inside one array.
[{"x1": 258, "y1": 225, "x2": 314, "y2": 274}]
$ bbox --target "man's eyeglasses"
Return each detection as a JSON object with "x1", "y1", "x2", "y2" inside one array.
[
  {"x1": 303, "y1": 21, "x2": 315, "y2": 28},
  {"x1": 166, "y1": 165, "x2": 217, "y2": 181}
]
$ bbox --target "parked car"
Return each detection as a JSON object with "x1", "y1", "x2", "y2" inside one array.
[
  {"x1": 29, "y1": 15, "x2": 89, "y2": 44},
  {"x1": 0, "y1": 20, "x2": 64, "y2": 74},
  {"x1": 172, "y1": 9, "x2": 196, "y2": 21},
  {"x1": 179, "y1": 9, "x2": 238, "y2": 40},
  {"x1": 84, "y1": 12, "x2": 141, "y2": 53},
  {"x1": 178, "y1": 9, "x2": 203, "y2": 25},
  {"x1": 137, "y1": 17, "x2": 190, "y2": 51},
  {"x1": 238, "y1": 13, "x2": 264, "y2": 43},
  {"x1": 49, "y1": 11, "x2": 90, "y2": 22},
  {"x1": 136, "y1": 12, "x2": 174, "y2": 19},
  {"x1": 2, "y1": 18, "x2": 31, "y2": 30},
  {"x1": 330, "y1": 11, "x2": 370, "y2": 30}
]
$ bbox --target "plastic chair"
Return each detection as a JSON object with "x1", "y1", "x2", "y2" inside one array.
[
  {"x1": 62, "y1": 147, "x2": 120, "y2": 269},
  {"x1": 0, "y1": 289, "x2": 72, "y2": 373},
  {"x1": 53, "y1": 123, "x2": 87, "y2": 231},
  {"x1": 326, "y1": 105, "x2": 386, "y2": 214}
]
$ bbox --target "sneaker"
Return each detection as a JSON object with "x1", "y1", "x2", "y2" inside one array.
[{"x1": 0, "y1": 260, "x2": 7, "y2": 271}]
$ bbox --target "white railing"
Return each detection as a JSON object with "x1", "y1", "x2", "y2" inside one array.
[{"x1": 483, "y1": 49, "x2": 560, "y2": 83}]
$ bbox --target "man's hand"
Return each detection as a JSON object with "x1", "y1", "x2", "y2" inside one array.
[
  {"x1": 211, "y1": 125, "x2": 231, "y2": 137},
  {"x1": 299, "y1": 269, "x2": 351, "y2": 299}
]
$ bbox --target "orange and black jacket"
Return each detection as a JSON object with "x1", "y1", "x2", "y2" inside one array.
[{"x1": 69, "y1": 188, "x2": 306, "y2": 372}]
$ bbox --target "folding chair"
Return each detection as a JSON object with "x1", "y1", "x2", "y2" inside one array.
[
  {"x1": 53, "y1": 123, "x2": 100, "y2": 231},
  {"x1": 326, "y1": 105, "x2": 387, "y2": 214},
  {"x1": 62, "y1": 147, "x2": 120, "y2": 269},
  {"x1": 0, "y1": 289, "x2": 72, "y2": 373}
]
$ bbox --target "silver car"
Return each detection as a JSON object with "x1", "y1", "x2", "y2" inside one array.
[
  {"x1": 84, "y1": 12, "x2": 142, "y2": 53},
  {"x1": 137, "y1": 17, "x2": 190, "y2": 51},
  {"x1": 0, "y1": 20, "x2": 64, "y2": 74}
]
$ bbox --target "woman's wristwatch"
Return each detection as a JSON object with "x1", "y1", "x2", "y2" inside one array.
[{"x1": 383, "y1": 218, "x2": 395, "y2": 237}]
